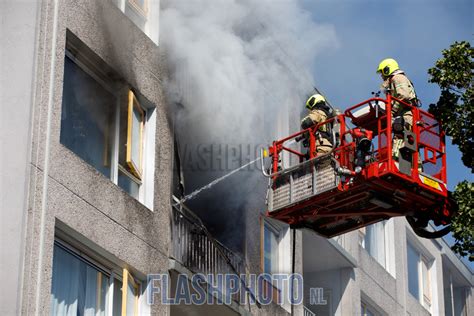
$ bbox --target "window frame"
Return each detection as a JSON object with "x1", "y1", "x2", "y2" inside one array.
[
  {"x1": 122, "y1": 268, "x2": 140, "y2": 316},
  {"x1": 261, "y1": 218, "x2": 280, "y2": 274},
  {"x1": 61, "y1": 34, "x2": 156, "y2": 208},
  {"x1": 421, "y1": 256, "x2": 432, "y2": 308},
  {"x1": 51, "y1": 237, "x2": 143, "y2": 316},
  {"x1": 361, "y1": 301, "x2": 379, "y2": 316},
  {"x1": 127, "y1": 0, "x2": 148, "y2": 17},
  {"x1": 112, "y1": 0, "x2": 159, "y2": 45},
  {"x1": 126, "y1": 90, "x2": 145, "y2": 180},
  {"x1": 62, "y1": 51, "x2": 119, "y2": 178},
  {"x1": 406, "y1": 240, "x2": 433, "y2": 310},
  {"x1": 362, "y1": 221, "x2": 387, "y2": 267},
  {"x1": 260, "y1": 218, "x2": 283, "y2": 303}
]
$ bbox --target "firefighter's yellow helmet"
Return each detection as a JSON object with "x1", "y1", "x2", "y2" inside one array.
[
  {"x1": 306, "y1": 94, "x2": 326, "y2": 110},
  {"x1": 376, "y1": 58, "x2": 399, "y2": 77}
]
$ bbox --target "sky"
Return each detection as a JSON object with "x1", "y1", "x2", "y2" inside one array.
[{"x1": 302, "y1": 0, "x2": 473, "y2": 268}]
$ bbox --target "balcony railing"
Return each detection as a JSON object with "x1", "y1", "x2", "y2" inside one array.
[
  {"x1": 170, "y1": 201, "x2": 254, "y2": 306},
  {"x1": 171, "y1": 204, "x2": 245, "y2": 276},
  {"x1": 304, "y1": 305, "x2": 316, "y2": 316}
]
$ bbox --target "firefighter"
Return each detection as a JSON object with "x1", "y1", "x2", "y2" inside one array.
[
  {"x1": 300, "y1": 94, "x2": 333, "y2": 155},
  {"x1": 376, "y1": 58, "x2": 418, "y2": 160}
]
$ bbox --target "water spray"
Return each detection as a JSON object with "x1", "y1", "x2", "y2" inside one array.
[{"x1": 176, "y1": 157, "x2": 262, "y2": 205}]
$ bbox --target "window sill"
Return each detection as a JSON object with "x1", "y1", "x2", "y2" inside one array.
[{"x1": 407, "y1": 292, "x2": 432, "y2": 315}]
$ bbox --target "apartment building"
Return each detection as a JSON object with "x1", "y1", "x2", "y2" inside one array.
[
  {"x1": 2, "y1": 0, "x2": 170, "y2": 314},
  {"x1": 299, "y1": 218, "x2": 474, "y2": 315},
  {"x1": 1, "y1": 1, "x2": 472, "y2": 316},
  {"x1": 1, "y1": 0, "x2": 293, "y2": 315}
]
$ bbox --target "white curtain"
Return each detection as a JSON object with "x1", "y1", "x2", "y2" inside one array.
[
  {"x1": 50, "y1": 245, "x2": 80, "y2": 316},
  {"x1": 50, "y1": 244, "x2": 108, "y2": 316},
  {"x1": 80, "y1": 265, "x2": 99, "y2": 316},
  {"x1": 365, "y1": 221, "x2": 386, "y2": 267}
]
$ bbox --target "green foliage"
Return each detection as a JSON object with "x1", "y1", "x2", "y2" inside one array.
[
  {"x1": 451, "y1": 181, "x2": 474, "y2": 261},
  {"x1": 428, "y1": 41, "x2": 474, "y2": 260},
  {"x1": 428, "y1": 41, "x2": 473, "y2": 170}
]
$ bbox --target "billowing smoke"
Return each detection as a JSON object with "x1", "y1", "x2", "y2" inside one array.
[{"x1": 160, "y1": 0, "x2": 338, "y2": 252}]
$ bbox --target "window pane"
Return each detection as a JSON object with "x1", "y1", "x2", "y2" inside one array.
[
  {"x1": 453, "y1": 287, "x2": 467, "y2": 316},
  {"x1": 407, "y1": 243, "x2": 420, "y2": 300},
  {"x1": 361, "y1": 302, "x2": 377, "y2": 316},
  {"x1": 123, "y1": 271, "x2": 139, "y2": 316},
  {"x1": 270, "y1": 230, "x2": 278, "y2": 273},
  {"x1": 364, "y1": 222, "x2": 386, "y2": 267},
  {"x1": 263, "y1": 223, "x2": 278, "y2": 274},
  {"x1": 50, "y1": 244, "x2": 109, "y2": 316},
  {"x1": 118, "y1": 169, "x2": 140, "y2": 198},
  {"x1": 422, "y1": 259, "x2": 431, "y2": 308},
  {"x1": 60, "y1": 56, "x2": 116, "y2": 178},
  {"x1": 125, "y1": 91, "x2": 145, "y2": 179},
  {"x1": 126, "y1": 280, "x2": 137, "y2": 316},
  {"x1": 112, "y1": 279, "x2": 122, "y2": 316},
  {"x1": 131, "y1": 105, "x2": 142, "y2": 167},
  {"x1": 444, "y1": 285, "x2": 454, "y2": 316}
]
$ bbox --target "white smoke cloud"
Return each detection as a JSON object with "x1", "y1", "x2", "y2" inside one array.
[
  {"x1": 161, "y1": 0, "x2": 339, "y2": 146},
  {"x1": 160, "y1": 0, "x2": 339, "y2": 250}
]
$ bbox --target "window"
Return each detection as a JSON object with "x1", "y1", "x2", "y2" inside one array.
[
  {"x1": 50, "y1": 241, "x2": 142, "y2": 316},
  {"x1": 60, "y1": 34, "x2": 156, "y2": 208},
  {"x1": 422, "y1": 257, "x2": 432, "y2": 306},
  {"x1": 125, "y1": 91, "x2": 145, "y2": 179},
  {"x1": 117, "y1": 91, "x2": 147, "y2": 197},
  {"x1": 260, "y1": 218, "x2": 284, "y2": 304},
  {"x1": 360, "y1": 220, "x2": 396, "y2": 277},
  {"x1": 443, "y1": 272, "x2": 469, "y2": 316},
  {"x1": 361, "y1": 221, "x2": 386, "y2": 267},
  {"x1": 361, "y1": 301, "x2": 379, "y2": 316},
  {"x1": 60, "y1": 55, "x2": 116, "y2": 179},
  {"x1": 127, "y1": 0, "x2": 148, "y2": 17},
  {"x1": 123, "y1": 269, "x2": 140, "y2": 315},
  {"x1": 113, "y1": 0, "x2": 159, "y2": 45},
  {"x1": 262, "y1": 220, "x2": 279, "y2": 274},
  {"x1": 407, "y1": 241, "x2": 433, "y2": 309}
]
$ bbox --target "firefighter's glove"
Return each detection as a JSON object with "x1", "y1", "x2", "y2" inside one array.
[{"x1": 301, "y1": 117, "x2": 314, "y2": 130}]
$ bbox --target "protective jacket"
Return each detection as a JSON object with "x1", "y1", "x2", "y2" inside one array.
[
  {"x1": 381, "y1": 70, "x2": 417, "y2": 114},
  {"x1": 304, "y1": 109, "x2": 328, "y2": 132},
  {"x1": 301, "y1": 109, "x2": 332, "y2": 153}
]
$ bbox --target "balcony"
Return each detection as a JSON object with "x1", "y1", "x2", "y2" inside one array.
[
  {"x1": 171, "y1": 203, "x2": 245, "y2": 277},
  {"x1": 303, "y1": 230, "x2": 357, "y2": 273},
  {"x1": 169, "y1": 200, "x2": 253, "y2": 314}
]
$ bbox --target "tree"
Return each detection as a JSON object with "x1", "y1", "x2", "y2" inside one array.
[{"x1": 428, "y1": 41, "x2": 473, "y2": 260}]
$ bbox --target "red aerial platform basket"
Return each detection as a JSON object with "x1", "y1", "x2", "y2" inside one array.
[{"x1": 261, "y1": 94, "x2": 456, "y2": 238}]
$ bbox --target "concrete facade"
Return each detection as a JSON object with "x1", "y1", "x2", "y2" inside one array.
[
  {"x1": 302, "y1": 218, "x2": 473, "y2": 316},
  {"x1": 1, "y1": 1, "x2": 293, "y2": 315},
  {"x1": 2, "y1": 0, "x2": 171, "y2": 315},
  {"x1": 1, "y1": 1, "x2": 472, "y2": 316}
]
